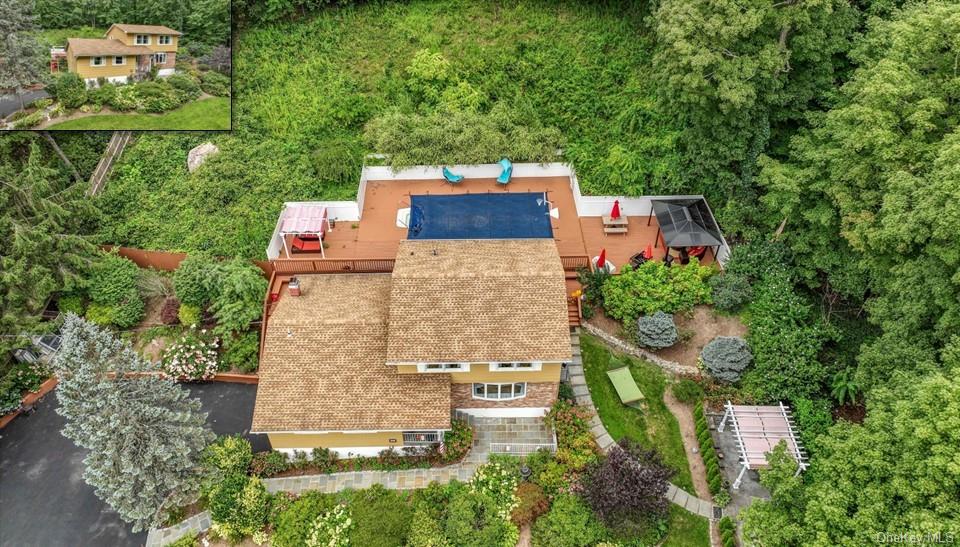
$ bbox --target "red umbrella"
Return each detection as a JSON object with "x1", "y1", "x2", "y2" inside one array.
[
  {"x1": 611, "y1": 200, "x2": 621, "y2": 220},
  {"x1": 597, "y1": 248, "x2": 607, "y2": 269},
  {"x1": 643, "y1": 244, "x2": 653, "y2": 259}
]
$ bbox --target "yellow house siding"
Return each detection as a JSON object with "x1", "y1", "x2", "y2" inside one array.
[
  {"x1": 268, "y1": 431, "x2": 405, "y2": 449},
  {"x1": 105, "y1": 28, "x2": 178, "y2": 52},
  {"x1": 396, "y1": 363, "x2": 562, "y2": 383},
  {"x1": 72, "y1": 55, "x2": 138, "y2": 79}
]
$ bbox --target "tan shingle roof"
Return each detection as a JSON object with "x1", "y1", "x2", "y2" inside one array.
[
  {"x1": 386, "y1": 240, "x2": 572, "y2": 364},
  {"x1": 252, "y1": 274, "x2": 451, "y2": 433},
  {"x1": 109, "y1": 23, "x2": 182, "y2": 36},
  {"x1": 67, "y1": 38, "x2": 152, "y2": 57}
]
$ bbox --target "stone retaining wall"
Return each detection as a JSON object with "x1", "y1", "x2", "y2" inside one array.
[{"x1": 581, "y1": 322, "x2": 699, "y2": 375}]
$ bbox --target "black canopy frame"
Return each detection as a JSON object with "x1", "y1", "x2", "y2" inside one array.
[{"x1": 647, "y1": 198, "x2": 724, "y2": 259}]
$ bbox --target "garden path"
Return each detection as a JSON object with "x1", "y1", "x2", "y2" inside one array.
[{"x1": 663, "y1": 387, "x2": 712, "y2": 499}]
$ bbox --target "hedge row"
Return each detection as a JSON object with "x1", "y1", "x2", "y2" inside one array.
[
  {"x1": 719, "y1": 515, "x2": 737, "y2": 547},
  {"x1": 694, "y1": 402, "x2": 723, "y2": 495}
]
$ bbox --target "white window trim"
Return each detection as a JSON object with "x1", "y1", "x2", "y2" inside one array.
[
  {"x1": 135, "y1": 34, "x2": 150, "y2": 45},
  {"x1": 490, "y1": 361, "x2": 543, "y2": 372},
  {"x1": 472, "y1": 382, "x2": 527, "y2": 401},
  {"x1": 158, "y1": 35, "x2": 172, "y2": 45},
  {"x1": 417, "y1": 362, "x2": 470, "y2": 373},
  {"x1": 112, "y1": 56, "x2": 125, "y2": 66},
  {"x1": 90, "y1": 56, "x2": 105, "y2": 67},
  {"x1": 153, "y1": 52, "x2": 167, "y2": 64}
]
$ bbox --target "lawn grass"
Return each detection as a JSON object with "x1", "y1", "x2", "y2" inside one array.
[
  {"x1": 95, "y1": 0, "x2": 680, "y2": 257},
  {"x1": 663, "y1": 505, "x2": 711, "y2": 547},
  {"x1": 46, "y1": 98, "x2": 231, "y2": 130},
  {"x1": 580, "y1": 332, "x2": 694, "y2": 491}
]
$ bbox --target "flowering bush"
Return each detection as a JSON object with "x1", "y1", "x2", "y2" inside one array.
[
  {"x1": 209, "y1": 474, "x2": 270, "y2": 542},
  {"x1": 0, "y1": 362, "x2": 49, "y2": 413},
  {"x1": 161, "y1": 327, "x2": 219, "y2": 380},
  {"x1": 305, "y1": 504, "x2": 353, "y2": 547},
  {"x1": 469, "y1": 462, "x2": 520, "y2": 518}
]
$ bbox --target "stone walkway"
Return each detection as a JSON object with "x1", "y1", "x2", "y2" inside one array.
[
  {"x1": 568, "y1": 328, "x2": 718, "y2": 520},
  {"x1": 145, "y1": 510, "x2": 211, "y2": 547}
]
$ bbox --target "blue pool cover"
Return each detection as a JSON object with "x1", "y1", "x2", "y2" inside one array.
[{"x1": 408, "y1": 192, "x2": 553, "y2": 240}]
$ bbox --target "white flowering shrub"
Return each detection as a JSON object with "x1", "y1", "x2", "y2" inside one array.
[
  {"x1": 305, "y1": 504, "x2": 353, "y2": 547},
  {"x1": 469, "y1": 462, "x2": 520, "y2": 518},
  {"x1": 161, "y1": 327, "x2": 220, "y2": 381}
]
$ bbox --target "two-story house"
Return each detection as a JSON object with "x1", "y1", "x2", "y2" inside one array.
[{"x1": 58, "y1": 24, "x2": 181, "y2": 85}]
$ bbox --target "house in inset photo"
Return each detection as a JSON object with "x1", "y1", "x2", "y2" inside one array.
[{"x1": 56, "y1": 24, "x2": 182, "y2": 85}]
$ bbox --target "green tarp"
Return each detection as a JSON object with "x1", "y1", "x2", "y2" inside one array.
[{"x1": 607, "y1": 366, "x2": 645, "y2": 407}]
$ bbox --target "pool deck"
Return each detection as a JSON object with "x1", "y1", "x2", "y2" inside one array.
[{"x1": 275, "y1": 174, "x2": 716, "y2": 270}]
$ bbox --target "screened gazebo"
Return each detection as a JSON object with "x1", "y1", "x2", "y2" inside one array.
[
  {"x1": 647, "y1": 198, "x2": 724, "y2": 259},
  {"x1": 718, "y1": 401, "x2": 809, "y2": 489}
]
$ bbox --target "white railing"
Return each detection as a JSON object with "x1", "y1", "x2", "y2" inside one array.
[{"x1": 488, "y1": 442, "x2": 557, "y2": 456}]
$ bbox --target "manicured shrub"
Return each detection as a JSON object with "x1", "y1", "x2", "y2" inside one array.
[
  {"x1": 272, "y1": 491, "x2": 337, "y2": 547},
  {"x1": 545, "y1": 400, "x2": 599, "y2": 472},
  {"x1": 531, "y1": 493, "x2": 608, "y2": 547},
  {"x1": 582, "y1": 439, "x2": 673, "y2": 525},
  {"x1": 209, "y1": 259, "x2": 267, "y2": 337},
  {"x1": 636, "y1": 311, "x2": 679, "y2": 349},
  {"x1": 222, "y1": 331, "x2": 260, "y2": 373},
  {"x1": 166, "y1": 533, "x2": 199, "y2": 547},
  {"x1": 250, "y1": 450, "x2": 290, "y2": 476},
  {"x1": 160, "y1": 327, "x2": 219, "y2": 380},
  {"x1": 167, "y1": 74, "x2": 202, "y2": 101},
  {"x1": 558, "y1": 381, "x2": 575, "y2": 402},
  {"x1": 203, "y1": 435, "x2": 253, "y2": 476},
  {"x1": 160, "y1": 297, "x2": 181, "y2": 325},
  {"x1": 0, "y1": 362, "x2": 49, "y2": 413},
  {"x1": 11, "y1": 111, "x2": 45, "y2": 129},
  {"x1": 87, "y1": 83, "x2": 117, "y2": 106},
  {"x1": 50, "y1": 73, "x2": 87, "y2": 108},
  {"x1": 511, "y1": 482, "x2": 549, "y2": 526},
  {"x1": 671, "y1": 378, "x2": 704, "y2": 404},
  {"x1": 709, "y1": 272, "x2": 753, "y2": 312},
  {"x1": 177, "y1": 303, "x2": 202, "y2": 326},
  {"x1": 208, "y1": 474, "x2": 270, "y2": 542},
  {"x1": 174, "y1": 255, "x2": 223, "y2": 308},
  {"x1": 701, "y1": 336, "x2": 753, "y2": 382},
  {"x1": 444, "y1": 490, "x2": 518, "y2": 547},
  {"x1": 136, "y1": 82, "x2": 182, "y2": 113},
  {"x1": 469, "y1": 462, "x2": 520, "y2": 517},
  {"x1": 311, "y1": 447, "x2": 338, "y2": 473},
  {"x1": 108, "y1": 85, "x2": 140, "y2": 111},
  {"x1": 84, "y1": 303, "x2": 115, "y2": 326},
  {"x1": 341, "y1": 485, "x2": 413, "y2": 546},
  {"x1": 407, "y1": 506, "x2": 449, "y2": 547},
  {"x1": 200, "y1": 71, "x2": 230, "y2": 96},
  {"x1": 601, "y1": 259, "x2": 714, "y2": 324},
  {"x1": 576, "y1": 267, "x2": 611, "y2": 307},
  {"x1": 29, "y1": 98, "x2": 53, "y2": 110},
  {"x1": 441, "y1": 419, "x2": 473, "y2": 463},
  {"x1": 86, "y1": 252, "x2": 141, "y2": 307}
]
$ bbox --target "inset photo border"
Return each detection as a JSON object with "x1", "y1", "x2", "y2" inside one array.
[{"x1": 1, "y1": 0, "x2": 232, "y2": 131}]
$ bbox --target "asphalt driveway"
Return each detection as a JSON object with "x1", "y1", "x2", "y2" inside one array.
[
  {"x1": 0, "y1": 89, "x2": 50, "y2": 119},
  {"x1": 0, "y1": 382, "x2": 267, "y2": 547}
]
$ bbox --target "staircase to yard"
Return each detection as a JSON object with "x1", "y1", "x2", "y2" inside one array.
[{"x1": 89, "y1": 131, "x2": 133, "y2": 195}]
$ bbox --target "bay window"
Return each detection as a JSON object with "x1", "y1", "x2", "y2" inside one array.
[{"x1": 473, "y1": 382, "x2": 527, "y2": 401}]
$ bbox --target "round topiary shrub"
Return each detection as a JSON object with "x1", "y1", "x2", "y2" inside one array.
[
  {"x1": 636, "y1": 311, "x2": 679, "y2": 349},
  {"x1": 701, "y1": 336, "x2": 752, "y2": 383},
  {"x1": 709, "y1": 273, "x2": 753, "y2": 312}
]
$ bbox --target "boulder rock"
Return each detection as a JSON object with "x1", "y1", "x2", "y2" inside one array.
[{"x1": 187, "y1": 142, "x2": 220, "y2": 173}]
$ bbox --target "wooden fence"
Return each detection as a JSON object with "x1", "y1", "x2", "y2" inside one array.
[
  {"x1": 271, "y1": 258, "x2": 396, "y2": 275},
  {"x1": 105, "y1": 246, "x2": 274, "y2": 277}
]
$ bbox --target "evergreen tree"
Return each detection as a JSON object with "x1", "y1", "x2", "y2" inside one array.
[
  {"x1": 53, "y1": 315, "x2": 215, "y2": 531},
  {"x1": 0, "y1": 139, "x2": 97, "y2": 355},
  {"x1": 0, "y1": 0, "x2": 49, "y2": 110}
]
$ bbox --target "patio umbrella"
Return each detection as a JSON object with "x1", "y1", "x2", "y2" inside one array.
[
  {"x1": 597, "y1": 248, "x2": 607, "y2": 268},
  {"x1": 610, "y1": 200, "x2": 621, "y2": 220}
]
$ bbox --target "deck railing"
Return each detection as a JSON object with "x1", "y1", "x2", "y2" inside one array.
[
  {"x1": 272, "y1": 258, "x2": 396, "y2": 274},
  {"x1": 560, "y1": 255, "x2": 590, "y2": 271}
]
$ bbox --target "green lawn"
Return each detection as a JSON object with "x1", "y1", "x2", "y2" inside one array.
[
  {"x1": 581, "y1": 333, "x2": 694, "y2": 491},
  {"x1": 47, "y1": 98, "x2": 231, "y2": 130},
  {"x1": 663, "y1": 506, "x2": 711, "y2": 547}
]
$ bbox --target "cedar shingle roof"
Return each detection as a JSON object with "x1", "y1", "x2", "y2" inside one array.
[
  {"x1": 251, "y1": 274, "x2": 450, "y2": 433},
  {"x1": 386, "y1": 240, "x2": 572, "y2": 364},
  {"x1": 109, "y1": 23, "x2": 182, "y2": 36},
  {"x1": 66, "y1": 38, "x2": 152, "y2": 57}
]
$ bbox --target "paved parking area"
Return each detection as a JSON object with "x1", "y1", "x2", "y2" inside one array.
[{"x1": 0, "y1": 382, "x2": 265, "y2": 547}]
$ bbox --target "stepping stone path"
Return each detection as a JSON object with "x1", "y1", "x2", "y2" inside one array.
[{"x1": 567, "y1": 328, "x2": 718, "y2": 520}]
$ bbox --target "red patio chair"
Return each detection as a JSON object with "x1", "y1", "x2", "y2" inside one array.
[{"x1": 291, "y1": 234, "x2": 322, "y2": 252}]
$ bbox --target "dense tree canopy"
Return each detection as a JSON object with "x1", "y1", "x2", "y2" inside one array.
[
  {"x1": 756, "y1": 0, "x2": 960, "y2": 387},
  {"x1": 742, "y1": 370, "x2": 960, "y2": 546}
]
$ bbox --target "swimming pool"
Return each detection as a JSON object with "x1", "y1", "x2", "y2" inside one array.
[{"x1": 407, "y1": 192, "x2": 554, "y2": 240}]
